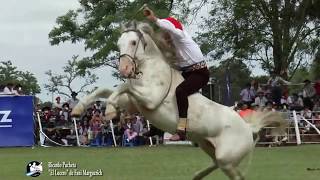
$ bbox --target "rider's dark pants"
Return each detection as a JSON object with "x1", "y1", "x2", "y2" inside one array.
[{"x1": 176, "y1": 68, "x2": 209, "y2": 118}]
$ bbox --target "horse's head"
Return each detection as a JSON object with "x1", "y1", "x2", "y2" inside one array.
[{"x1": 117, "y1": 21, "x2": 154, "y2": 78}]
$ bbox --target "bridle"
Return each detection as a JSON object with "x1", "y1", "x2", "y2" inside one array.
[
  {"x1": 119, "y1": 26, "x2": 174, "y2": 109},
  {"x1": 119, "y1": 29, "x2": 147, "y2": 79}
]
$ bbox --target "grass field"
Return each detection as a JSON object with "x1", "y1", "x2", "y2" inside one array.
[{"x1": 0, "y1": 145, "x2": 319, "y2": 180}]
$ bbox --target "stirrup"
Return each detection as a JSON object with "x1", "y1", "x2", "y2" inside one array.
[{"x1": 177, "y1": 118, "x2": 187, "y2": 131}]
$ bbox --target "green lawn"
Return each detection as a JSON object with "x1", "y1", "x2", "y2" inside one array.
[{"x1": 0, "y1": 145, "x2": 319, "y2": 180}]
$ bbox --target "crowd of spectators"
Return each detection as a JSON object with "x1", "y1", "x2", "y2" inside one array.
[
  {"x1": 33, "y1": 75, "x2": 320, "y2": 146},
  {"x1": 37, "y1": 91, "x2": 163, "y2": 147},
  {"x1": 238, "y1": 75, "x2": 320, "y2": 112},
  {"x1": 237, "y1": 75, "x2": 320, "y2": 141},
  {"x1": 0, "y1": 83, "x2": 24, "y2": 95}
]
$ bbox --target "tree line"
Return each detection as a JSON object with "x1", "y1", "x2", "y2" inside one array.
[{"x1": 2, "y1": 0, "x2": 319, "y2": 102}]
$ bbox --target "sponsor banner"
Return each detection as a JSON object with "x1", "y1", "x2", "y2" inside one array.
[{"x1": 0, "y1": 96, "x2": 34, "y2": 147}]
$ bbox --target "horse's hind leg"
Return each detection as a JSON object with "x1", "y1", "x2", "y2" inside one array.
[
  {"x1": 193, "y1": 140, "x2": 218, "y2": 180},
  {"x1": 209, "y1": 138, "x2": 246, "y2": 180},
  {"x1": 215, "y1": 149, "x2": 245, "y2": 180},
  {"x1": 193, "y1": 164, "x2": 218, "y2": 180}
]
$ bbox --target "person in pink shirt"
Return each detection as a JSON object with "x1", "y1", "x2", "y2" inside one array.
[{"x1": 238, "y1": 103, "x2": 255, "y2": 119}]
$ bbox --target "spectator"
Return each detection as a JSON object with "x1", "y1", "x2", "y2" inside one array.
[
  {"x1": 12, "y1": 84, "x2": 23, "y2": 95},
  {"x1": 282, "y1": 85, "x2": 290, "y2": 99},
  {"x1": 132, "y1": 115, "x2": 144, "y2": 136},
  {"x1": 67, "y1": 91, "x2": 79, "y2": 110},
  {"x1": 238, "y1": 103, "x2": 255, "y2": 119},
  {"x1": 280, "y1": 95, "x2": 290, "y2": 109},
  {"x1": 89, "y1": 110, "x2": 103, "y2": 145},
  {"x1": 240, "y1": 83, "x2": 255, "y2": 106},
  {"x1": 53, "y1": 96, "x2": 62, "y2": 110},
  {"x1": 302, "y1": 79, "x2": 316, "y2": 110},
  {"x1": 314, "y1": 111, "x2": 320, "y2": 128},
  {"x1": 41, "y1": 106, "x2": 52, "y2": 125},
  {"x1": 254, "y1": 90, "x2": 268, "y2": 108},
  {"x1": 265, "y1": 101, "x2": 276, "y2": 112},
  {"x1": 314, "y1": 79, "x2": 320, "y2": 99},
  {"x1": 313, "y1": 99, "x2": 320, "y2": 112},
  {"x1": 0, "y1": 84, "x2": 4, "y2": 92},
  {"x1": 3, "y1": 83, "x2": 14, "y2": 94},
  {"x1": 267, "y1": 71, "x2": 291, "y2": 105},
  {"x1": 62, "y1": 103, "x2": 71, "y2": 123},
  {"x1": 264, "y1": 91, "x2": 273, "y2": 102},
  {"x1": 43, "y1": 122, "x2": 64, "y2": 146},
  {"x1": 79, "y1": 120, "x2": 90, "y2": 145},
  {"x1": 312, "y1": 99, "x2": 320, "y2": 127},
  {"x1": 302, "y1": 107, "x2": 312, "y2": 120},
  {"x1": 250, "y1": 80, "x2": 260, "y2": 98},
  {"x1": 123, "y1": 115, "x2": 139, "y2": 143},
  {"x1": 288, "y1": 93, "x2": 304, "y2": 111},
  {"x1": 301, "y1": 107, "x2": 313, "y2": 133},
  {"x1": 82, "y1": 108, "x2": 93, "y2": 122},
  {"x1": 35, "y1": 103, "x2": 41, "y2": 113},
  {"x1": 57, "y1": 114, "x2": 67, "y2": 126},
  {"x1": 94, "y1": 100, "x2": 102, "y2": 112},
  {"x1": 251, "y1": 103, "x2": 260, "y2": 111}
]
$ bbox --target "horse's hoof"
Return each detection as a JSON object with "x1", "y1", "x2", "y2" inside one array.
[
  {"x1": 71, "y1": 104, "x2": 84, "y2": 117},
  {"x1": 192, "y1": 176, "x2": 202, "y2": 180},
  {"x1": 105, "y1": 112, "x2": 117, "y2": 120},
  {"x1": 192, "y1": 172, "x2": 203, "y2": 180},
  {"x1": 70, "y1": 113, "x2": 81, "y2": 118}
]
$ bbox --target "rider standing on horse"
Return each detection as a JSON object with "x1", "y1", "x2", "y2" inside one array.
[{"x1": 143, "y1": 7, "x2": 209, "y2": 141}]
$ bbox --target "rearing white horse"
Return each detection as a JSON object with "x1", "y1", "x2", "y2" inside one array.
[{"x1": 72, "y1": 21, "x2": 286, "y2": 180}]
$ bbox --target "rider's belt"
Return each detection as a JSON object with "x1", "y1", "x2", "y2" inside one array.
[{"x1": 180, "y1": 61, "x2": 207, "y2": 72}]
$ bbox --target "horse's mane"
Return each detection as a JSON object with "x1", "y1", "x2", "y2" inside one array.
[{"x1": 121, "y1": 21, "x2": 178, "y2": 68}]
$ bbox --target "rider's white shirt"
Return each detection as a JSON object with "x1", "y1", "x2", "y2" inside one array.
[{"x1": 156, "y1": 18, "x2": 204, "y2": 68}]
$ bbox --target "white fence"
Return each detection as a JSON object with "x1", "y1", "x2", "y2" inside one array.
[
  {"x1": 37, "y1": 110, "x2": 320, "y2": 147},
  {"x1": 257, "y1": 110, "x2": 320, "y2": 145},
  {"x1": 36, "y1": 113, "x2": 159, "y2": 147}
]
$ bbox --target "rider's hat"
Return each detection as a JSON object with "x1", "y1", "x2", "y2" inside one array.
[{"x1": 164, "y1": 17, "x2": 183, "y2": 30}]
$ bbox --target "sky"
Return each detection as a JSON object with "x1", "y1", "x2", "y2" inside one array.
[
  {"x1": 0, "y1": 0, "x2": 120, "y2": 102},
  {"x1": 0, "y1": 0, "x2": 265, "y2": 102}
]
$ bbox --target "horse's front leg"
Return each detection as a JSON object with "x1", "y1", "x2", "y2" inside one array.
[
  {"x1": 106, "y1": 83, "x2": 130, "y2": 107},
  {"x1": 105, "y1": 83, "x2": 134, "y2": 120},
  {"x1": 71, "y1": 87, "x2": 113, "y2": 116},
  {"x1": 105, "y1": 102, "x2": 118, "y2": 120},
  {"x1": 126, "y1": 86, "x2": 159, "y2": 110}
]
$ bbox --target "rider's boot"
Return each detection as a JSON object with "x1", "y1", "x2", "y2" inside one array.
[{"x1": 170, "y1": 118, "x2": 187, "y2": 141}]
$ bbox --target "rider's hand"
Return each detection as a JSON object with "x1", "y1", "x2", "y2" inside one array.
[{"x1": 143, "y1": 7, "x2": 157, "y2": 22}]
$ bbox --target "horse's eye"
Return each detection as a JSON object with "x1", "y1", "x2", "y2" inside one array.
[{"x1": 131, "y1": 41, "x2": 137, "y2": 46}]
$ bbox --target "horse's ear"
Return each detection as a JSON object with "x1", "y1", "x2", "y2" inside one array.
[
  {"x1": 121, "y1": 21, "x2": 137, "y2": 32},
  {"x1": 132, "y1": 20, "x2": 137, "y2": 29},
  {"x1": 120, "y1": 23, "x2": 126, "y2": 32},
  {"x1": 137, "y1": 22, "x2": 154, "y2": 35}
]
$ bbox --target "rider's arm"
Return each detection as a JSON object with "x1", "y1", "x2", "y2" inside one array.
[
  {"x1": 144, "y1": 7, "x2": 183, "y2": 39},
  {"x1": 155, "y1": 19, "x2": 184, "y2": 39}
]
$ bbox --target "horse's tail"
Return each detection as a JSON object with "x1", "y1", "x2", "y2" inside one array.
[
  {"x1": 240, "y1": 110, "x2": 287, "y2": 176},
  {"x1": 245, "y1": 110, "x2": 288, "y2": 138}
]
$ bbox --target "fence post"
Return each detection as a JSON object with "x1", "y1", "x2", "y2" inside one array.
[
  {"x1": 147, "y1": 120, "x2": 153, "y2": 146},
  {"x1": 36, "y1": 112, "x2": 45, "y2": 146},
  {"x1": 109, "y1": 120, "x2": 117, "y2": 147},
  {"x1": 292, "y1": 111, "x2": 302, "y2": 145},
  {"x1": 72, "y1": 117, "x2": 81, "y2": 146}
]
